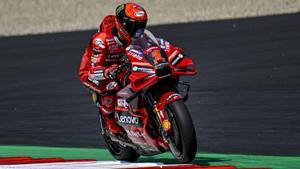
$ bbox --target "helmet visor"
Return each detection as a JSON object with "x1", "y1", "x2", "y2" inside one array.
[{"x1": 121, "y1": 17, "x2": 147, "y2": 37}]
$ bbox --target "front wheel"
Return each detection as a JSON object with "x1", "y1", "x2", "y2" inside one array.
[{"x1": 165, "y1": 100, "x2": 197, "y2": 163}]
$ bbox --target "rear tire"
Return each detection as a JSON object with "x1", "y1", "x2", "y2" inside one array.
[
  {"x1": 98, "y1": 114, "x2": 140, "y2": 162},
  {"x1": 166, "y1": 100, "x2": 197, "y2": 163},
  {"x1": 103, "y1": 134, "x2": 140, "y2": 162}
]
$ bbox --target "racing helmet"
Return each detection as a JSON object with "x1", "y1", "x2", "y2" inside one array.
[{"x1": 115, "y1": 3, "x2": 148, "y2": 38}]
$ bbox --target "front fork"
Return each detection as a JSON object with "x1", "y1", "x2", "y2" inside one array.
[
  {"x1": 145, "y1": 79, "x2": 191, "y2": 144},
  {"x1": 145, "y1": 79, "x2": 191, "y2": 129},
  {"x1": 155, "y1": 91, "x2": 183, "y2": 132}
]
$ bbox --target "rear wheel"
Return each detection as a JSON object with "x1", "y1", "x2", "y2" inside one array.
[
  {"x1": 165, "y1": 100, "x2": 197, "y2": 163},
  {"x1": 99, "y1": 114, "x2": 140, "y2": 162},
  {"x1": 103, "y1": 134, "x2": 140, "y2": 162}
]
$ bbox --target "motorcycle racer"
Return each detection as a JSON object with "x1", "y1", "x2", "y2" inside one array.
[{"x1": 78, "y1": 3, "x2": 184, "y2": 135}]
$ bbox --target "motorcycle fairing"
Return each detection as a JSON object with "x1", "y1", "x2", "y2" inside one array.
[
  {"x1": 129, "y1": 71, "x2": 158, "y2": 92},
  {"x1": 115, "y1": 93, "x2": 169, "y2": 154},
  {"x1": 112, "y1": 30, "x2": 196, "y2": 155},
  {"x1": 126, "y1": 50, "x2": 196, "y2": 92},
  {"x1": 168, "y1": 50, "x2": 197, "y2": 75}
]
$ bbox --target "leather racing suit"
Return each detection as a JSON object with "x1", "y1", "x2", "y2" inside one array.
[{"x1": 79, "y1": 15, "x2": 128, "y2": 134}]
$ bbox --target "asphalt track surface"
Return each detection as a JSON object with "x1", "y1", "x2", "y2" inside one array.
[{"x1": 0, "y1": 14, "x2": 300, "y2": 156}]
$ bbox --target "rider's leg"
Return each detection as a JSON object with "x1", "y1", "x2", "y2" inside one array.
[
  {"x1": 91, "y1": 79, "x2": 122, "y2": 134},
  {"x1": 98, "y1": 93, "x2": 122, "y2": 134}
]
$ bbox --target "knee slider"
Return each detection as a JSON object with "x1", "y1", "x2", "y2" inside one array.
[{"x1": 101, "y1": 95, "x2": 115, "y2": 108}]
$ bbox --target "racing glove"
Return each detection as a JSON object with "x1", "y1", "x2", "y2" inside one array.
[{"x1": 104, "y1": 64, "x2": 119, "y2": 80}]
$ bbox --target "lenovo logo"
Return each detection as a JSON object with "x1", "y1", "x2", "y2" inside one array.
[{"x1": 118, "y1": 115, "x2": 139, "y2": 125}]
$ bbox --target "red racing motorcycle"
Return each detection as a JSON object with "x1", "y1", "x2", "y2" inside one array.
[{"x1": 99, "y1": 30, "x2": 197, "y2": 163}]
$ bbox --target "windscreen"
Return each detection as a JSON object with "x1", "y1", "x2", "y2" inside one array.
[{"x1": 131, "y1": 30, "x2": 169, "y2": 66}]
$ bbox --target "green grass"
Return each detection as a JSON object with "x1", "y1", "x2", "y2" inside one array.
[{"x1": 0, "y1": 145, "x2": 299, "y2": 169}]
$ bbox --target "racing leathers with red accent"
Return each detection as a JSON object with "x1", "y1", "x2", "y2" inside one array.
[
  {"x1": 79, "y1": 15, "x2": 127, "y2": 134},
  {"x1": 78, "y1": 16, "x2": 183, "y2": 135}
]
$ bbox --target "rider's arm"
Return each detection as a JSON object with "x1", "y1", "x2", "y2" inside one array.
[{"x1": 79, "y1": 34, "x2": 110, "y2": 93}]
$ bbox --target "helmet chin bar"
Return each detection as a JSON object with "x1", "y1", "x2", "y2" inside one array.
[
  {"x1": 133, "y1": 29, "x2": 145, "y2": 38},
  {"x1": 131, "y1": 28, "x2": 145, "y2": 42}
]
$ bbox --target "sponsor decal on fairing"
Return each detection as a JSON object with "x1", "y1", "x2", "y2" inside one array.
[
  {"x1": 117, "y1": 112, "x2": 143, "y2": 126},
  {"x1": 118, "y1": 115, "x2": 139, "y2": 125},
  {"x1": 117, "y1": 98, "x2": 129, "y2": 108},
  {"x1": 132, "y1": 66, "x2": 155, "y2": 73},
  {"x1": 165, "y1": 41, "x2": 170, "y2": 51},
  {"x1": 125, "y1": 130, "x2": 144, "y2": 138},
  {"x1": 166, "y1": 93, "x2": 182, "y2": 101},
  {"x1": 128, "y1": 51, "x2": 143, "y2": 60},
  {"x1": 159, "y1": 39, "x2": 164, "y2": 47},
  {"x1": 171, "y1": 53, "x2": 184, "y2": 65},
  {"x1": 131, "y1": 48, "x2": 144, "y2": 55}
]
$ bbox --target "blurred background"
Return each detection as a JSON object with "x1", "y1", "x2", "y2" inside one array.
[{"x1": 1, "y1": 0, "x2": 300, "y2": 36}]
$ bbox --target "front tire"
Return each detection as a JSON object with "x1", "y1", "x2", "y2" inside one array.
[{"x1": 166, "y1": 100, "x2": 197, "y2": 163}]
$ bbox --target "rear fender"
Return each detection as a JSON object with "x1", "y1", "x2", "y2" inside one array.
[{"x1": 156, "y1": 91, "x2": 183, "y2": 132}]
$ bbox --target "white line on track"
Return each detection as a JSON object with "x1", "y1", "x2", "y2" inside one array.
[{"x1": 0, "y1": 161, "x2": 192, "y2": 169}]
